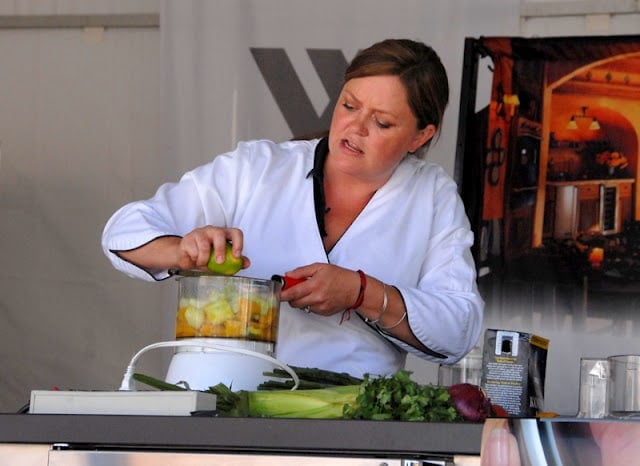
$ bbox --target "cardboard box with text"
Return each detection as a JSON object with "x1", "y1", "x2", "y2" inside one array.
[{"x1": 481, "y1": 329, "x2": 549, "y2": 417}]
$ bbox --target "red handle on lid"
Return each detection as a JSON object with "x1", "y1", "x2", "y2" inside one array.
[{"x1": 271, "y1": 274, "x2": 306, "y2": 290}]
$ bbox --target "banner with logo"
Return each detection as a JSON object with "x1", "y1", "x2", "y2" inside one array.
[
  {"x1": 160, "y1": 0, "x2": 519, "y2": 177},
  {"x1": 0, "y1": 0, "x2": 520, "y2": 412}
]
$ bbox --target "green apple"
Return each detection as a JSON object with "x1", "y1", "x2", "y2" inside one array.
[{"x1": 207, "y1": 242, "x2": 244, "y2": 276}]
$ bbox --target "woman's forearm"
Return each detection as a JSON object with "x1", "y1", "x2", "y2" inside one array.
[{"x1": 115, "y1": 236, "x2": 182, "y2": 271}]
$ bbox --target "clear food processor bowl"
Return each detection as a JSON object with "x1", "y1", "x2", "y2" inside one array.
[{"x1": 174, "y1": 272, "x2": 282, "y2": 343}]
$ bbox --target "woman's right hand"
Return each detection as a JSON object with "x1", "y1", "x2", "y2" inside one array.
[
  {"x1": 116, "y1": 226, "x2": 248, "y2": 272},
  {"x1": 176, "y1": 226, "x2": 246, "y2": 270}
]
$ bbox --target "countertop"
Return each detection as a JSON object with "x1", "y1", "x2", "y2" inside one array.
[{"x1": 0, "y1": 414, "x2": 483, "y2": 456}]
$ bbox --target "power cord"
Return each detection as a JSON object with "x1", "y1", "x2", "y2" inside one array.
[{"x1": 118, "y1": 340, "x2": 300, "y2": 391}]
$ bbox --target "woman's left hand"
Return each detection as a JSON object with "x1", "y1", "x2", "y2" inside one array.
[
  {"x1": 282, "y1": 263, "x2": 428, "y2": 353},
  {"x1": 279, "y1": 263, "x2": 361, "y2": 315}
]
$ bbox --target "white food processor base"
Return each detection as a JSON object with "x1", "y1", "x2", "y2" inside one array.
[
  {"x1": 165, "y1": 338, "x2": 279, "y2": 391},
  {"x1": 117, "y1": 339, "x2": 299, "y2": 392}
]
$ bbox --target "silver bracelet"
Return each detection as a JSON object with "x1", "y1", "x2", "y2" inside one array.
[
  {"x1": 378, "y1": 310, "x2": 407, "y2": 331},
  {"x1": 364, "y1": 283, "x2": 388, "y2": 324}
]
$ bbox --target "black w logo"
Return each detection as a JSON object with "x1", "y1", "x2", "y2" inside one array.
[{"x1": 250, "y1": 48, "x2": 349, "y2": 137}]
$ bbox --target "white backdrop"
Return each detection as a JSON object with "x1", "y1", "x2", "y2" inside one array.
[
  {"x1": 153, "y1": 2, "x2": 640, "y2": 418},
  {"x1": 0, "y1": 0, "x2": 523, "y2": 413},
  {"x1": 159, "y1": 0, "x2": 519, "y2": 176},
  {"x1": 156, "y1": 0, "x2": 519, "y2": 385},
  {"x1": 0, "y1": 0, "x2": 519, "y2": 413},
  {"x1": 2, "y1": 0, "x2": 638, "y2": 416},
  {"x1": 0, "y1": 26, "x2": 168, "y2": 411}
]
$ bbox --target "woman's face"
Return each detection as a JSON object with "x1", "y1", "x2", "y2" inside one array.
[{"x1": 328, "y1": 75, "x2": 435, "y2": 184}]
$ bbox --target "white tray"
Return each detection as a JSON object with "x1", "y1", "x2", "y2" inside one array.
[{"x1": 29, "y1": 390, "x2": 216, "y2": 416}]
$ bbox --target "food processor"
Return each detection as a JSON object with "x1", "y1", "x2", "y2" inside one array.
[{"x1": 119, "y1": 272, "x2": 298, "y2": 392}]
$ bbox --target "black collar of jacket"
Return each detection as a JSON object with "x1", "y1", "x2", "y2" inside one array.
[{"x1": 307, "y1": 137, "x2": 329, "y2": 238}]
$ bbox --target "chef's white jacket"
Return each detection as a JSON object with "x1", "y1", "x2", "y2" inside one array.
[{"x1": 102, "y1": 139, "x2": 484, "y2": 378}]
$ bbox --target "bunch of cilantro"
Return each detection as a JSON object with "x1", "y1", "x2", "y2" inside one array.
[{"x1": 342, "y1": 370, "x2": 461, "y2": 422}]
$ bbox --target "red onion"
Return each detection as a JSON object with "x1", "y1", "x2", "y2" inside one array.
[{"x1": 447, "y1": 383, "x2": 493, "y2": 422}]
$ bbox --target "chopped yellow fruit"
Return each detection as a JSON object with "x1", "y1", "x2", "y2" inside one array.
[{"x1": 203, "y1": 299, "x2": 235, "y2": 325}]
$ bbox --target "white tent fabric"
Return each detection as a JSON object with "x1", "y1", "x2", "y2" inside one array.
[
  {"x1": 156, "y1": 0, "x2": 519, "y2": 386},
  {"x1": 0, "y1": 0, "x2": 519, "y2": 412},
  {"x1": 159, "y1": 0, "x2": 520, "y2": 177},
  {"x1": 3, "y1": 0, "x2": 640, "y2": 418},
  {"x1": 0, "y1": 26, "x2": 169, "y2": 412}
]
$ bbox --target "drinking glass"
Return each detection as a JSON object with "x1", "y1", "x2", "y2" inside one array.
[
  {"x1": 607, "y1": 354, "x2": 640, "y2": 418},
  {"x1": 576, "y1": 357, "x2": 608, "y2": 418}
]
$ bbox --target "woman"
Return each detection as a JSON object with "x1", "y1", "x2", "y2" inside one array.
[{"x1": 102, "y1": 38, "x2": 483, "y2": 378}]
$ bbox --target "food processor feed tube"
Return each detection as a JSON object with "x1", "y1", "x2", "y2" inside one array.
[{"x1": 165, "y1": 274, "x2": 289, "y2": 391}]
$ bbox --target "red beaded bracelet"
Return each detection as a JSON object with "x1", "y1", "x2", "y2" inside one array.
[
  {"x1": 339, "y1": 269, "x2": 367, "y2": 325},
  {"x1": 348, "y1": 270, "x2": 367, "y2": 310}
]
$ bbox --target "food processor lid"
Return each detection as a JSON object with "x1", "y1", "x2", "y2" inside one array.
[
  {"x1": 169, "y1": 268, "x2": 219, "y2": 277},
  {"x1": 169, "y1": 269, "x2": 278, "y2": 283}
]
